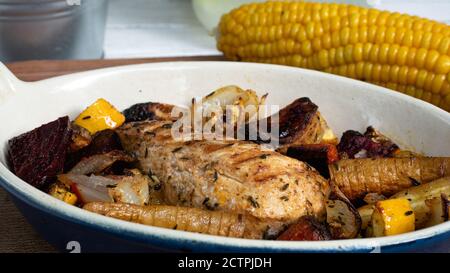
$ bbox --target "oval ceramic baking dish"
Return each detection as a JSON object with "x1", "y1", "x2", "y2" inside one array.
[{"x1": 0, "y1": 61, "x2": 449, "y2": 252}]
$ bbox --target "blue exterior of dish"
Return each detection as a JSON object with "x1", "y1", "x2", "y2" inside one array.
[{"x1": 2, "y1": 177, "x2": 449, "y2": 253}]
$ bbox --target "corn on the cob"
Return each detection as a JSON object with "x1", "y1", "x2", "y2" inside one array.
[{"x1": 217, "y1": 1, "x2": 450, "y2": 111}]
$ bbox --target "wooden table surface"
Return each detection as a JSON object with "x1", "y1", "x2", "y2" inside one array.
[{"x1": 0, "y1": 56, "x2": 223, "y2": 253}]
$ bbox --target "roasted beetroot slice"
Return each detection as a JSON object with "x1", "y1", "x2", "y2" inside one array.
[
  {"x1": 8, "y1": 116, "x2": 72, "y2": 190},
  {"x1": 337, "y1": 130, "x2": 368, "y2": 158},
  {"x1": 337, "y1": 127, "x2": 399, "y2": 159}
]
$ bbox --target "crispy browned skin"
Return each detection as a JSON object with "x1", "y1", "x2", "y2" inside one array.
[
  {"x1": 84, "y1": 202, "x2": 272, "y2": 239},
  {"x1": 116, "y1": 120, "x2": 330, "y2": 223},
  {"x1": 329, "y1": 157, "x2": 450, "y2": 201}
]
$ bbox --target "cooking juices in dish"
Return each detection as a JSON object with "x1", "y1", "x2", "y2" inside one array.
[{"x1": 7, "y1": 85, "x2": 450, "y2": 241}]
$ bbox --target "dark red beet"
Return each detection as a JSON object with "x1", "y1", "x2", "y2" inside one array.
[
  {"x1": 337, "y1": 130, "x2": 368, "y2": 158},
  {"x1": 8, "y1": 116, "x2": 72, "y2": 190}
]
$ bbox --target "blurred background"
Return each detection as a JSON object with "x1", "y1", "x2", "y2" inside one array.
[{"x1": 1, "y1": 0, "x2": 449, "y2": 62}]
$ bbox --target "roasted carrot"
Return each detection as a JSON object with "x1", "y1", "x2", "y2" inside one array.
[
  {"x1": 329, "y1": 157, "x2": 450, "y2": 201},
  {"x1": 84, "y1": 202, "x2": 275, "y2": 239}
]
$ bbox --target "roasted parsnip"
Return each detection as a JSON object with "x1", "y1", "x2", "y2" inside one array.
[
  {"x1": 329, "y1": 157, "x2": 450, "y2": 201},
  {"x1": 84, "y1": 202, "x2": 280, "y2": 239}
]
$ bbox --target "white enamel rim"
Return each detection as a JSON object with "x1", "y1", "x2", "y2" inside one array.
[{"x1": 0, "y1": 61, "x2": 449, "y2": 251}]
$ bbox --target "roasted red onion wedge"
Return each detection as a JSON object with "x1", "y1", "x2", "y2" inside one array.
[
  {"x1": 68, "y1": 150, "x2": 135, "y2": 175},
  {"x1": 58, "y1": 174, "x2": 115, "y2": 203}
]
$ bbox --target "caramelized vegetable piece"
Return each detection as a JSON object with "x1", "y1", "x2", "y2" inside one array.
[
  {"x1": 65, "y1": 129, "x2": 124, "y2": 172},
  {"x1": 84, "y1": 202, "x2": 272, "y2": 239},
  {"x1": 329, "y1": 157, "x2": 450, "y2": 201},
  {"x1": 363, "y1": 193, "x2": 387, "y2": 204},
  {"x1": 74, "y1": 98, "x2": 125, "y2": 134},
  {"x1": 59, "y1": 174, "x2": 115, "y2": 204},
  {"x1": 371, "y1": 198, "x2": 415, "y2": 237},
  {"x1": 283, "y1": 144, "x2": 339, "y2": 178},
  {"x1": 359, "y1": 177, "x2": 450, "y2": 230},
  {"x1": 107, "y1": 169, "x2": 153, "y2": 206},
  {"x1": 69, "y1": 123, "x2": 92, "y2": 152},
  {"x1": 326, "y1": 184, "x2": 361, "y2": 239},
  {"x1": 273, "y1": 98, "x2": 335, "y2": 147},
  {"x1": 337, "y1": 127, "x2": 399, "y2": 159},
  {"x1": 423, "y1": 194, "x2": 449, "y2": 228},
  {"x1": 8, "y1": 116, "x2": 72, "y2": 190},
  {"x1": 277, "y1": 216, "x2": 331, "y2": 241},
  {"x1": 48, "y1": 182, "x2": 78, "y2": 205},
  {"x1": 192, "y1": 85, "x2": 265, "y2": 125},
  {"x1": 68, "y1": 150, "x2": 135, "y2": 175},
  {"x1": 123, "y1": 102, "x2": 176, "y2": 122}
]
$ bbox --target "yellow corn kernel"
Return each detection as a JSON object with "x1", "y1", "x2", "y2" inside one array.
[
  {"x1": 396, "y1": 46, "x2": 408, "y2": 66},
  {"x1": 435, "y1": 55, "x2": 450, "y2": 74},
  {"x1": 387, "y1": 44, "x2": 399, "y2": 65},
  {"x1": 415, "y1": 48, "x2": 428, "y2": 69},
  {"x1": 406, "y1": 67, "x2": 418, "y2": 85},
  {"x1": 355, "y1": 62, "x2": 364, "y2": 78},
  {"x1": 380, "y1": 64, "x2": 390, "y2": 82},
  {"x1": 390, "y1": 65, "x2": 400, "y2": 83},
  {"x1": 425, "y1": 50, "x2": 440, "y2": 71},
  {"x1": 371, "y1": 198, "x2": 415, "y2": 237},
  {"x1": 431, "y1": 93, "x2": 441, "y2": 106},
  {"x1": 398, "y1": 66, "x2": 409, "y2": 85},
  {"x1": 431, "y1": 74, "x2": 445, "y2": 94},
  {"x1": 74, "y1": 98, "x2": 125, "y2": 135},
  {"x1": 372, "y1": 64, "x2": 382, "y2": 82}
]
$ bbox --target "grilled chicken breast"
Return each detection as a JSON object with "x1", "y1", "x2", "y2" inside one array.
[{"x1": 116, "y1": 120, "x2": 330, "y2": 223}]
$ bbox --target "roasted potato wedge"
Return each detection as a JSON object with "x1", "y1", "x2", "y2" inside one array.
[{"x1": 326, "y1": 184, "x2": 361, "y2": 239}]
